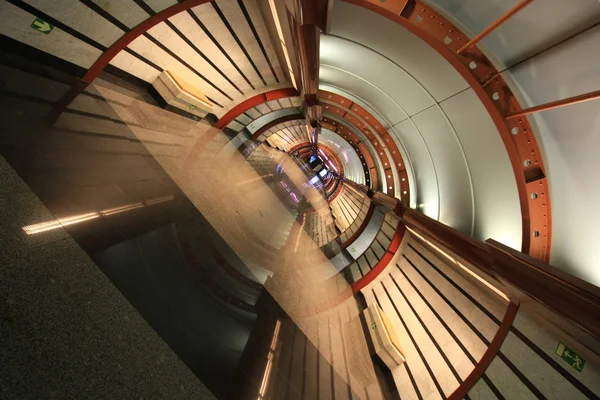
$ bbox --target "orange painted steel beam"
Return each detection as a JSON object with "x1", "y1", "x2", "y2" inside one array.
[
  {"x1": 447, "y1": 302, "x2": 519, "y2": 400},
  {"x1": 51, "y1": 1, "x2": 213, "y2": 123},
  {"x1": 289, "y1": 0, "x2": 330, "y2": 143},
  {"x1": 320, "y1": 90, "x2": 410, "y2": 205},
  {"x1": 457, "y1": 0, "x2": 536, "y2": 55},
  {"x1": 343, "y1": 0, "x2": 552, "y2": 263},
  {"x1": 84, "y1": 0, "x2": 211, "y2": 83},
  {"x1": 351, "y1": 223, "x2": 406, "y2": 293},
  {"x1": 216, "y1": 88, "x2": 300, "y2": 129},
  {"x1": 506, "y1": 89, "x2": 600, "y2": 119},
  {"x1": 250, "y1": 113, "x2": 304, "y2": 140}
]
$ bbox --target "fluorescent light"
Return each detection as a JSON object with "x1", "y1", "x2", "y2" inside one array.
[
  {"x1": 258, "y1": 320, "x2": 281, "y2": 400},
  {"x1": 101, "y1": 202, "x2": 144, "y2": 216},
  {"x1": 145, "y1": 195, "x2": 175, "y2": 205},
  {"x1": 22, "y1": 212, "x2": 100, "y2": 235},
  {"x1": 23, "y1": 195, "x2": 175, "y2": 235},
  {"x1": 327, "y1": 160, "x2": 338, "y2": 172},
  {"x1": 407, "y1": 228, "x2": 510, "y2": 302}
]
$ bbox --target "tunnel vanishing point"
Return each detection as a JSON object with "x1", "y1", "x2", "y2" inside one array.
[{"x1": 1, "y1": 0, "x2": 600, "y2": 399}]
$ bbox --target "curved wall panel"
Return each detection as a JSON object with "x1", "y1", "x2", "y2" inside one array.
[
  {"x1": 506, "y1": 26, "x2": 600, "y2": 285},
  {"x1": 321, "y1": 35, "x2": 435, "y2": 116},
  {"x1": 323, "y1": 1, "x2": 523, "y2": 248},
  {"x1": 409, "y1": 106, "x2": 473, "y2": 235},
  {"x1": 319, "y1": 65, "x2": 408, "y2": 126},
  {"x1": 320, "y1": 129, "x2": 365, "y2": 185},
  {"x1": 441, "y1": 89, "x2": 522, "y2": 249},
  {"x1": 329, "y1": 1, "x2": 468, "y2": 101},
  {"x1": 420, "y1": 0, "x2": 600, "y2": 286},
  {"x1": 319, "y1": 84, "x2": 418, "y2": 207},
  {"x1": 391, "y1": 119, "x2": 439, "y2": 219}
]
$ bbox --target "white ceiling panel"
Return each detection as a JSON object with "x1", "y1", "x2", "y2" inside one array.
[
  {"x1": 168, "y1": 11, "x2": 255, "y2": 93},
  {"x1": 247, "y1": 108, "x2": 301, "y2": 135},
  {"x1": 144, "y1": 0, "x2": 177, "y2": 13},
  {"x1": 320, "y1": 35, "x2": 434, "y2": 116},
  {"x1": 320, "y1": 129, "x2": 365, "y2": 185},
  {"x1": 320, "y1": 65, "x2": 408, "y2": 126},
  {"x1": 411, "y1": 106, "x2": 473, "y2": 235},
  {"x1": 391, "y1": 119, "x2": 439, "y2": 220},
  {"x1": 440, "y1": 89, "x2": 521, "y2": 250},
  {"x1": 215, "y1": 0, "x2": 278, "y2": 86},
  {"x1": 330, "y1": 1, "x2": 468, "y2": 102}
]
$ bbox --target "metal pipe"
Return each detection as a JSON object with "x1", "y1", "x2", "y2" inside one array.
[
  {"x1": 457, "y1": 0, "x2": 535, "y2": 55},
  {"x1": 506, "y1": 89, "x2": 600, "y2": 119}
]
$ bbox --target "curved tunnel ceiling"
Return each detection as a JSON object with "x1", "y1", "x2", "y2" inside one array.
[
  {"x1": 322, "y1": 0, "x2": 522, "y2": 250},
  {"x1": 3, "y1": 0, "x2": 597, "y2": 286},
  {"x1": 427, "y1": 0, "x2": 600, "y2": 285},
  {"x1": 319, "y1": 129, "x2": 365, "y2": 185}
]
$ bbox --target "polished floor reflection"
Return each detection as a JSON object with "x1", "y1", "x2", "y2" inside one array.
[{"x1": 0, "y1": 50, "x2": 384, "y2": 399}]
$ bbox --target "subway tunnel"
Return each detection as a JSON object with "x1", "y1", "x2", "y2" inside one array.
[{"x1": 0, "y1": 0, "x2": 600, "y2": 399}]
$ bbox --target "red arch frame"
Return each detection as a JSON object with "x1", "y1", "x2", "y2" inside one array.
[
  {"x1": 83, "y1": 0, "x2": 211, "y2": 83},
  {"x1": 342, "y1": 0, "x2": 551, "y2": 261},
  {"x1": 320, "y1": 90, "x2": 411, "y2": 204},
  {"x1": 216, "y1": 88, "x2": 300, "y2": 129},
  {"x1": 250, "y1": 113, "x2": 304, "y2": 140}
]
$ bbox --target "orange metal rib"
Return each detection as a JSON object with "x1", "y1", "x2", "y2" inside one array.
[
  {"x1": 457, "y1": 0, "x2": 536, "y2": 55},
  {"x1": 506, "y1": 89, "x2": 600, "y2": 119}
]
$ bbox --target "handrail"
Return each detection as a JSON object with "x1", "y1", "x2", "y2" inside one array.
[{"x1": 364, "y1": 188, "x2": 600, "y2": 347}]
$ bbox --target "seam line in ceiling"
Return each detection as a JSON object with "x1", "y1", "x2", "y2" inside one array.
[
  {"x1": 320, "y1": 82, "x2": 418, "y2": 207},
  {"x1": 322, "y1": 60, "x2": 476, "y2": 230},
  {"x1": 321, "y1": 68, "x2": 440, "y2": 217},
  {"x1": 320, "y1": 98, "x2": 401, "y2": 196},
  {"x1": 327, "y1": 33, "x2": 440, "y2": 104},
  {"x1": 320, "y1": 63, "x2": 409, "y2": 125},
  {"x1": 437, "y1": 103, "x2": 476, "y2": 237}
]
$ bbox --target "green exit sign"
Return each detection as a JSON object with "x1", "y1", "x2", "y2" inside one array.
[
  {"x1": 31, "y1": 17, "x2": 54, "y2": 34},
  {"x1": 556, "y1": 342, "x2": 585, "y2": 373}
]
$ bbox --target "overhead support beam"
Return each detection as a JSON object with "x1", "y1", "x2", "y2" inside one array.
[
  {"x1": 506, "y1": 89, "x2": 600, "y2": 119},
  {"x1": 457, "y1": 0, "x2": 536, "y2": 55}
]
